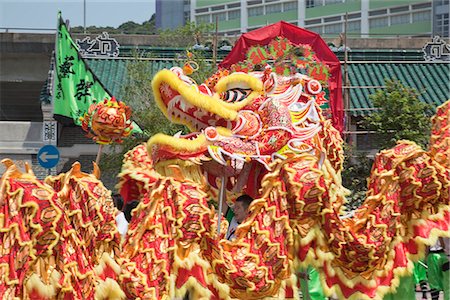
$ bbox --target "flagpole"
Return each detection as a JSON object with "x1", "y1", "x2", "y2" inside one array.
[
  {"x1": 83, "y1": 0, "x2": 86, "y2": 34},
  {"x1": 95, "y1": 144, "x2": 103, "y2": 165}
]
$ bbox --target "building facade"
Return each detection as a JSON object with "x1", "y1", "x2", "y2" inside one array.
[
  {"x1": 156, "y1": 0, "x2": 191, "y2": 30},
  {"x1": 432, "y1": 0, "x2": 450, "y2": 37},
  {"x1": 191, "y1": 0, "x2": 441, "y2": 37}
]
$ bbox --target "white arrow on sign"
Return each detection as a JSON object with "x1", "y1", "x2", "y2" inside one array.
[{"x1": 39, "y1": 152, "x2": 59, "y2": 163}]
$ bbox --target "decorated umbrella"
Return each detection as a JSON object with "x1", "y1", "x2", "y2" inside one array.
[
  {"x1": 220, "y1": 21, "x2": 343, "y2": 133},
  {"x1": 80, "y1": 96, "x2": 134, "y2": 163}
]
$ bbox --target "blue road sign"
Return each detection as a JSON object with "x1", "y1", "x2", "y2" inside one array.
[{"x1": 37, "y1": 145, "x2": 60, "y2": 169}]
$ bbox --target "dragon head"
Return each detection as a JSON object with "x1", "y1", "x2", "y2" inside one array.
[{"x1": 148, "y1": 63, "x2": 340, "y2": 199}]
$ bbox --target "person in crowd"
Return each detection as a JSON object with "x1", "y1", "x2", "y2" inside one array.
[
  {"x1": 112, "y1": 194, "x2": 128, "y2": 238},
  {"x1": 123, "y1": 200, "x2": 140, "y2": 223},
  {"x1": 226, "y1": 194, "x2": 253, "y2": 240},
  {"x1": 297, "y1": 266, "x2": 327, "y2": 300},
  {"x1": 413, "y1": 260, "x2": 429, "y2": 300},
  {"x1": 427, "y1": 237, "x2": 449, "y2": 300}
]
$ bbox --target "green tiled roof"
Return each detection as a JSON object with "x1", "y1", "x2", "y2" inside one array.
[
  {"x1": 347, "y1": 62, "x2": 450, "y2": 116},
  {"x1": 86, "y1": 58, "x2": 175, "y2": 98},
  {"x1": 81, "y1": 58, "x2": 449, "y2": 117}
]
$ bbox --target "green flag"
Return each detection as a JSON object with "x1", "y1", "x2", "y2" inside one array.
[{"x1": 53, "y1": 13, "x2": 141, "y2": 133}]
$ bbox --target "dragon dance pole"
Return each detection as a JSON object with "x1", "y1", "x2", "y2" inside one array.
[
  {"x1": 217, "y1": 176, "x2": 226, "y2": 235},
  {"x1": 95, "y1": 144, "x2": 103, "y2": 165}
]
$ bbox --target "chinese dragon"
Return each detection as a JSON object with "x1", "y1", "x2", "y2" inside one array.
[
  {"x1": 0, "y1": 34, "x2": 449, "y2": 300},
  {"x1": 116, "y1": 38, "x2": 450, "y2": 300}
]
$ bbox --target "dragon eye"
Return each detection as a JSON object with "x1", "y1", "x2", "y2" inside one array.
[{"x1": 220, "y1": 88, "x2": 251, "y2": 103}]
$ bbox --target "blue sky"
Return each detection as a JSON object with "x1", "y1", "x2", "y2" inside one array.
[{"x1": 0, "y1": 0, "x2": 156, "y2": 31}]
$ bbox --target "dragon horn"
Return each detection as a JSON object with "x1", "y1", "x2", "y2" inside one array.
[
  {"x1": 71, "y1": 162, "x2": 83, "y2": 178},
  {"x1": 1, "y1": 158, "x2": 15, "y2": 169},
  {"x1": 92, "y1": 162, "x2": 101, "y2": 179},
  {"x1": 0, "y1": 159, "x2": 22, "y2": 179},
  {"x1": 24, "y1": 161, "x2": 35, "y2": 176}
]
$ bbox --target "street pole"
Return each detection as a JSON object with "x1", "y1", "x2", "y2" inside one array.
[
  {"x1": 217, "y1": 176, "x2": 226, "y2": 235},
  {"x1": 344, "y1": 12, "x2": 350, "y2": 142},
  {"x1": 83, "y1": 0, "x2": 86, "y2": 34},
  {"x1": 213, "y1": 15, "x2": 218, "y2": 66}
]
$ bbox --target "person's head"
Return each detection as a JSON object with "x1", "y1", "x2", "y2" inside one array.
[
  {"x1": 112, "y1": 194, "x2": 124, "y2": 211},
  {"x1": 233, "y1": 194, "x2": 253, "y2": 223},
  {"x1": 123, "y1": 200, "x2": 140, "y2": 223}
]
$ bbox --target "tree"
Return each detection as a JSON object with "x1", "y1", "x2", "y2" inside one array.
[
  {"x1": 99, "y1": 50, "x2": 215, "y2": 189},
  {"x1": 342, "y1": 79, "x2": 432, "y2": 211},
  {"x1": 158, "y1": 22, "x2": 214, "y2": 47},
  {"x1": 341, "y1": 145, "x2": 372, "y2": 211},
  {"x1": 99, "y1": 57, "x2": 184, "y2": 186},
  {"x1": 70, "y1": 14, "x2": 156, "y2": 35},
  {"x1": 363, "y1": 79, "x2": 432, "y2": 149}
]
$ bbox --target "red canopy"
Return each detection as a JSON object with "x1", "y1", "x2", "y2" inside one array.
[{"x1": 220, "y1": 21, "x2": 343, "y2": 133}]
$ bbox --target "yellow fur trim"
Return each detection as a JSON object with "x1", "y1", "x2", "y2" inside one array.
[
  {"x1": 94, "y1": 252, "x2": 121, "y2": 276},
  {"x1": 25, "y1": 270, "x2": 61, "y2": 299},
  {"x1": 148, "y1": 133, "x2": 207, "y2": 152},
  {"x1": 214, "y1": 72, "x2": 264, "y2": 111},
  {"x1": 95, "y1": 278, "x2": 126, "y2": 300},
  {"x1": 152, "y1": 70, "x2": 238, "y2": 125}
]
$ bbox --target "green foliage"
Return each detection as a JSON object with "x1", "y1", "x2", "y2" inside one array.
[
  {"x1": 158, "y1": 22, "x2": 214, "y2": 47},
  {"x1": 342, "y1": 79, "x2": 433, "y2": 211},
  {"x1": 99, "y1": 56, "x2": 184, "y2": 188},
  {"x1": 99, "y1": 49, "x2": 215, "y2": 189},
  {"x1": 362, "y1": 79, "x2": 432, "y2": 149},
  {"x1": 71, "y1": 14, "x2": 156, "y2": 34},
  {"x1": 176, "y1": 50, "x2": 217, "y2": 84},
  {"x1": 341, "y1": 144, "x2": 373, "y2": 211}
]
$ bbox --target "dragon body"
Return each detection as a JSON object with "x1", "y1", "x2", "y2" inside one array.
[
  {"x1": 0, "y1": 35, "x2": 448, "y2": 300},
  {"x1": 116, "y1": 60, "x2": 449, "y2": 299}
]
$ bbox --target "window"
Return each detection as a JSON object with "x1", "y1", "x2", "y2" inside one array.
[
  {"x1": 305, "y1": 18, "x2": 321, "y2": 25},
  {"x1": 211, "y1": 5, "x2": 225, "y2": 11},
  {"x1": 369, "y1": 17, "x2": 388, "y2": 28},
  {"x1": 325, "y1": 0, "x2": 343, "y2": 4},
  {"x1": 413, "y1": 11, "x2": 431, "y2": 22},
  {"x1": 347, "y1": 20, "x2": 361, "y2": 32},
  {"x1": 196, "y1": 15, "x2": 210, "y2": 24},
  {"x1": 348, "y1": 13, "x2": 361, "y2": 19},
  {"x1": 248, "y1": 6, "x2": 264, "y2": 16},
  {"x1": 213, "y1": 12, "x2": 226, "y2": 21},
  {"x1": 391, "y1": 13, "x2": 410, "y2": 25},
  {"x1": 284, "y1": 1, "x2": 298, "y2": 11},
  {"x1": 307, "y1": 25, "x2": 323, "y2": 34},
  {"x1": 224, "y1": 30, "x2": 241, "y2": 36},
  {"x1": 412, "y1": 2, "x2": 431, "y2": 10},
  {"x1": 435, "y1": 0, "x2": 449, "y2": 5},
  {"x1": 228, "y1": 2, "x2": 241, "y2": 8},
  {"x1": 369, "y1": 9, "x2": 387, "y2": 16},
  {"x1": 248, "y1": 0, "x2": 262, "y2": 5},
  {"x1": 266, "y1": 3, "x2": 282, "y2": 13},
  {"x1": 436, "y1": 13, "x2": 449, "y2": 37},
  {"x1": 228, "y1": 10, "x2": 241, "y2": 20},
  {"x1": 390, "y1": 6, "x2": 409, "y2": 13},
  {"x1": 196, "y1": 8, "x2": 208, "y2": 13},
  {"x1": 306, "y1": 0, "x2": 316, "y2": 8},
  {"x1": 324, "y1": 23, "x2": 342, "y2": 33},
  {"x1": 324, "y1": 15, "x2": 341, "y2": 22}
]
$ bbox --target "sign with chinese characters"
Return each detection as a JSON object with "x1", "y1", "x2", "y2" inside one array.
[
  {"x1": 76, "y1": 32, "x2": 120, "y2": 58},
  {"x1": 422, "y1": 36, "x2": 450, "y2": 61},
  {"x1": 43, "y1": 121, "x2": 57, "y2": 143}
]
